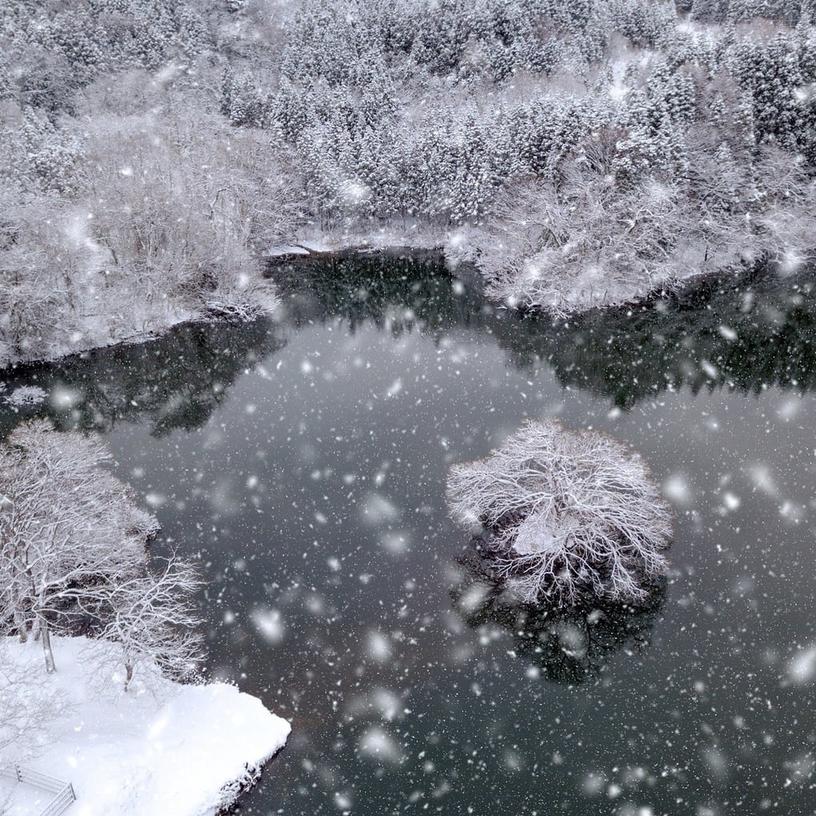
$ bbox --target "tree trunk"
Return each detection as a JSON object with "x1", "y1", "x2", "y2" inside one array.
[
  {"x1": 124, "y1": 662, "x2": 133, "y2": 692},
  {"x1": 41, "y1": 621, "x2": 56, "y2": 673},
  {"x1": 14, "y1": 609, "x2": 28, "y2": 643}
]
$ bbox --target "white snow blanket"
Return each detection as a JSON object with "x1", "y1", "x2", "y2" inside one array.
[{"x1": 0, "y1": 636, "x2": 290, "y2": 815}]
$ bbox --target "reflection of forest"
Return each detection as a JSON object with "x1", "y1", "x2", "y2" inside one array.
[
  {"x1": 276, "y1": 250, "x2": 489, "y2": 338},
  {"x1": 1, "y1": 253, "x2": 813, "y2": 439},
  {"x1": 0, "y1": 318, "x2": 283, "y2": 438},
  {"x1": 449, "y1": 545, "x2": 666, "y2": 685},
  {"x1": 274, "y1": 252, "x2": 816, "y2": 408},
  {"x1": 510, "y1": 267, "x2": 816, "y2": 408}
]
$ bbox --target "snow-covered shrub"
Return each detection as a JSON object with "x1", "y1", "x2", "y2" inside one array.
[
  {"x1": 0, "y1": 641, "x2": 68, "y2": 764},
  {"x1": 204, "y1": 276, "x2": 280, "y2": 321},
  {"x1": 4, "y1": 385, "x2": 47, "y2": 406},
  {"x1": 446, "y1": 420, "x2": 672, "y2": 604}
]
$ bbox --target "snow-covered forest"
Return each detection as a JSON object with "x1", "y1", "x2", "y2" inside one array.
[{"x1": 2, "y1": 0, "x2": 815, "y2": 363}]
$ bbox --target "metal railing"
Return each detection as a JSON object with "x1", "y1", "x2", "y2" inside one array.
[{"x1": 0, "y1": 765, "x2": 76, "y2": 816}]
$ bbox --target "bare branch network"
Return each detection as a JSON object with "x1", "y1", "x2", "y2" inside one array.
[
  {"x1": 0, "y1": 420, "x2": 203, "y2": 688},
  {"x1": 447, "y1": 420, "x2": 672, "y2": 605}
]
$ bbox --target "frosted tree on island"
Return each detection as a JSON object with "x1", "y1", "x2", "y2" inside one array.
[{"x1": 447, "y1": 420, "x2": 672, "y2": 605}]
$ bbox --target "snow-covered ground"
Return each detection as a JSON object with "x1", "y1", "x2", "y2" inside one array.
[
  {"x1": 267, "y1": 222, "x2": 449, "y2": 259},
  {"x1": 0, "y1": 636, "x2": 290, "y2": 816}
]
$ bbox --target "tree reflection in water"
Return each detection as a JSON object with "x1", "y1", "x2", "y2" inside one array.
[
  {"x1": 2, "y1": 253, "x2": 815, "y2": 440},
  {"x1": 273, "y1": 252, "x2": 816, "y2": 409},
  {"x1": 449, "y1": 542, "x2": 667, "y2": 685},
  {"x1": 0, "y1": 317, "x2": 283, "y2": 438}
]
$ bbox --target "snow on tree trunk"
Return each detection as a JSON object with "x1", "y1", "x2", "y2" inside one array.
[{"x1": 41, "y1": 621, "x2": 56, "y2": 674}]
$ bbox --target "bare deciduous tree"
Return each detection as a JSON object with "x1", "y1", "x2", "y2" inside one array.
[
  {"x1": 446, "y1": 420, "x2": 672, "y2": 605},
  {"x1": 0, "y1": 421, "x2": 156, "y2": 672},
  {"x1": 1, "y1": 421, "x2": 204, "y2": 696},
  {"x1": 96, "y1": 557, "x2": 204, "y2": 691}
]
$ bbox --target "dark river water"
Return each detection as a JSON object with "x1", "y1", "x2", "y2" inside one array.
[{"x1": 3, "y1": 253, "x2": 816, "y2": 815}]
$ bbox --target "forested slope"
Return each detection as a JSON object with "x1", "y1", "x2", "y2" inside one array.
[{"x1": 2, "y1": 0, "x2": 815, "y2": 362}]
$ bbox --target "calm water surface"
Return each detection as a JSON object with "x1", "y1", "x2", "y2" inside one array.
[{"x1": 3, "y1": 254, "x2": 816, "y2": 815}]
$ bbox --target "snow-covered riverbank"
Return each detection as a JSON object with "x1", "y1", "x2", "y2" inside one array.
[
  {"x1": 0, "y1": 636, "x2": 290, "y2": 816},
  {"x1": 0, "y1": 288, "x2": 278, "y2": 371},
  {"x1": 266, "y1": 223, "x2": 449, "y2": 261}
]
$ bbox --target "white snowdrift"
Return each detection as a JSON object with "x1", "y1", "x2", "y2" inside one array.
[{"x1": 0, "y1": 635, "x2": 290, "y2": 816}]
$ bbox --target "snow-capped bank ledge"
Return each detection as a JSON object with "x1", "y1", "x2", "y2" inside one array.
[
  {"x1": 266, "y1": 223, "x2": 450, "y2": 262},
  {"x1": 1, "y1": 636, "x2": 290, "y2": 816}
]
